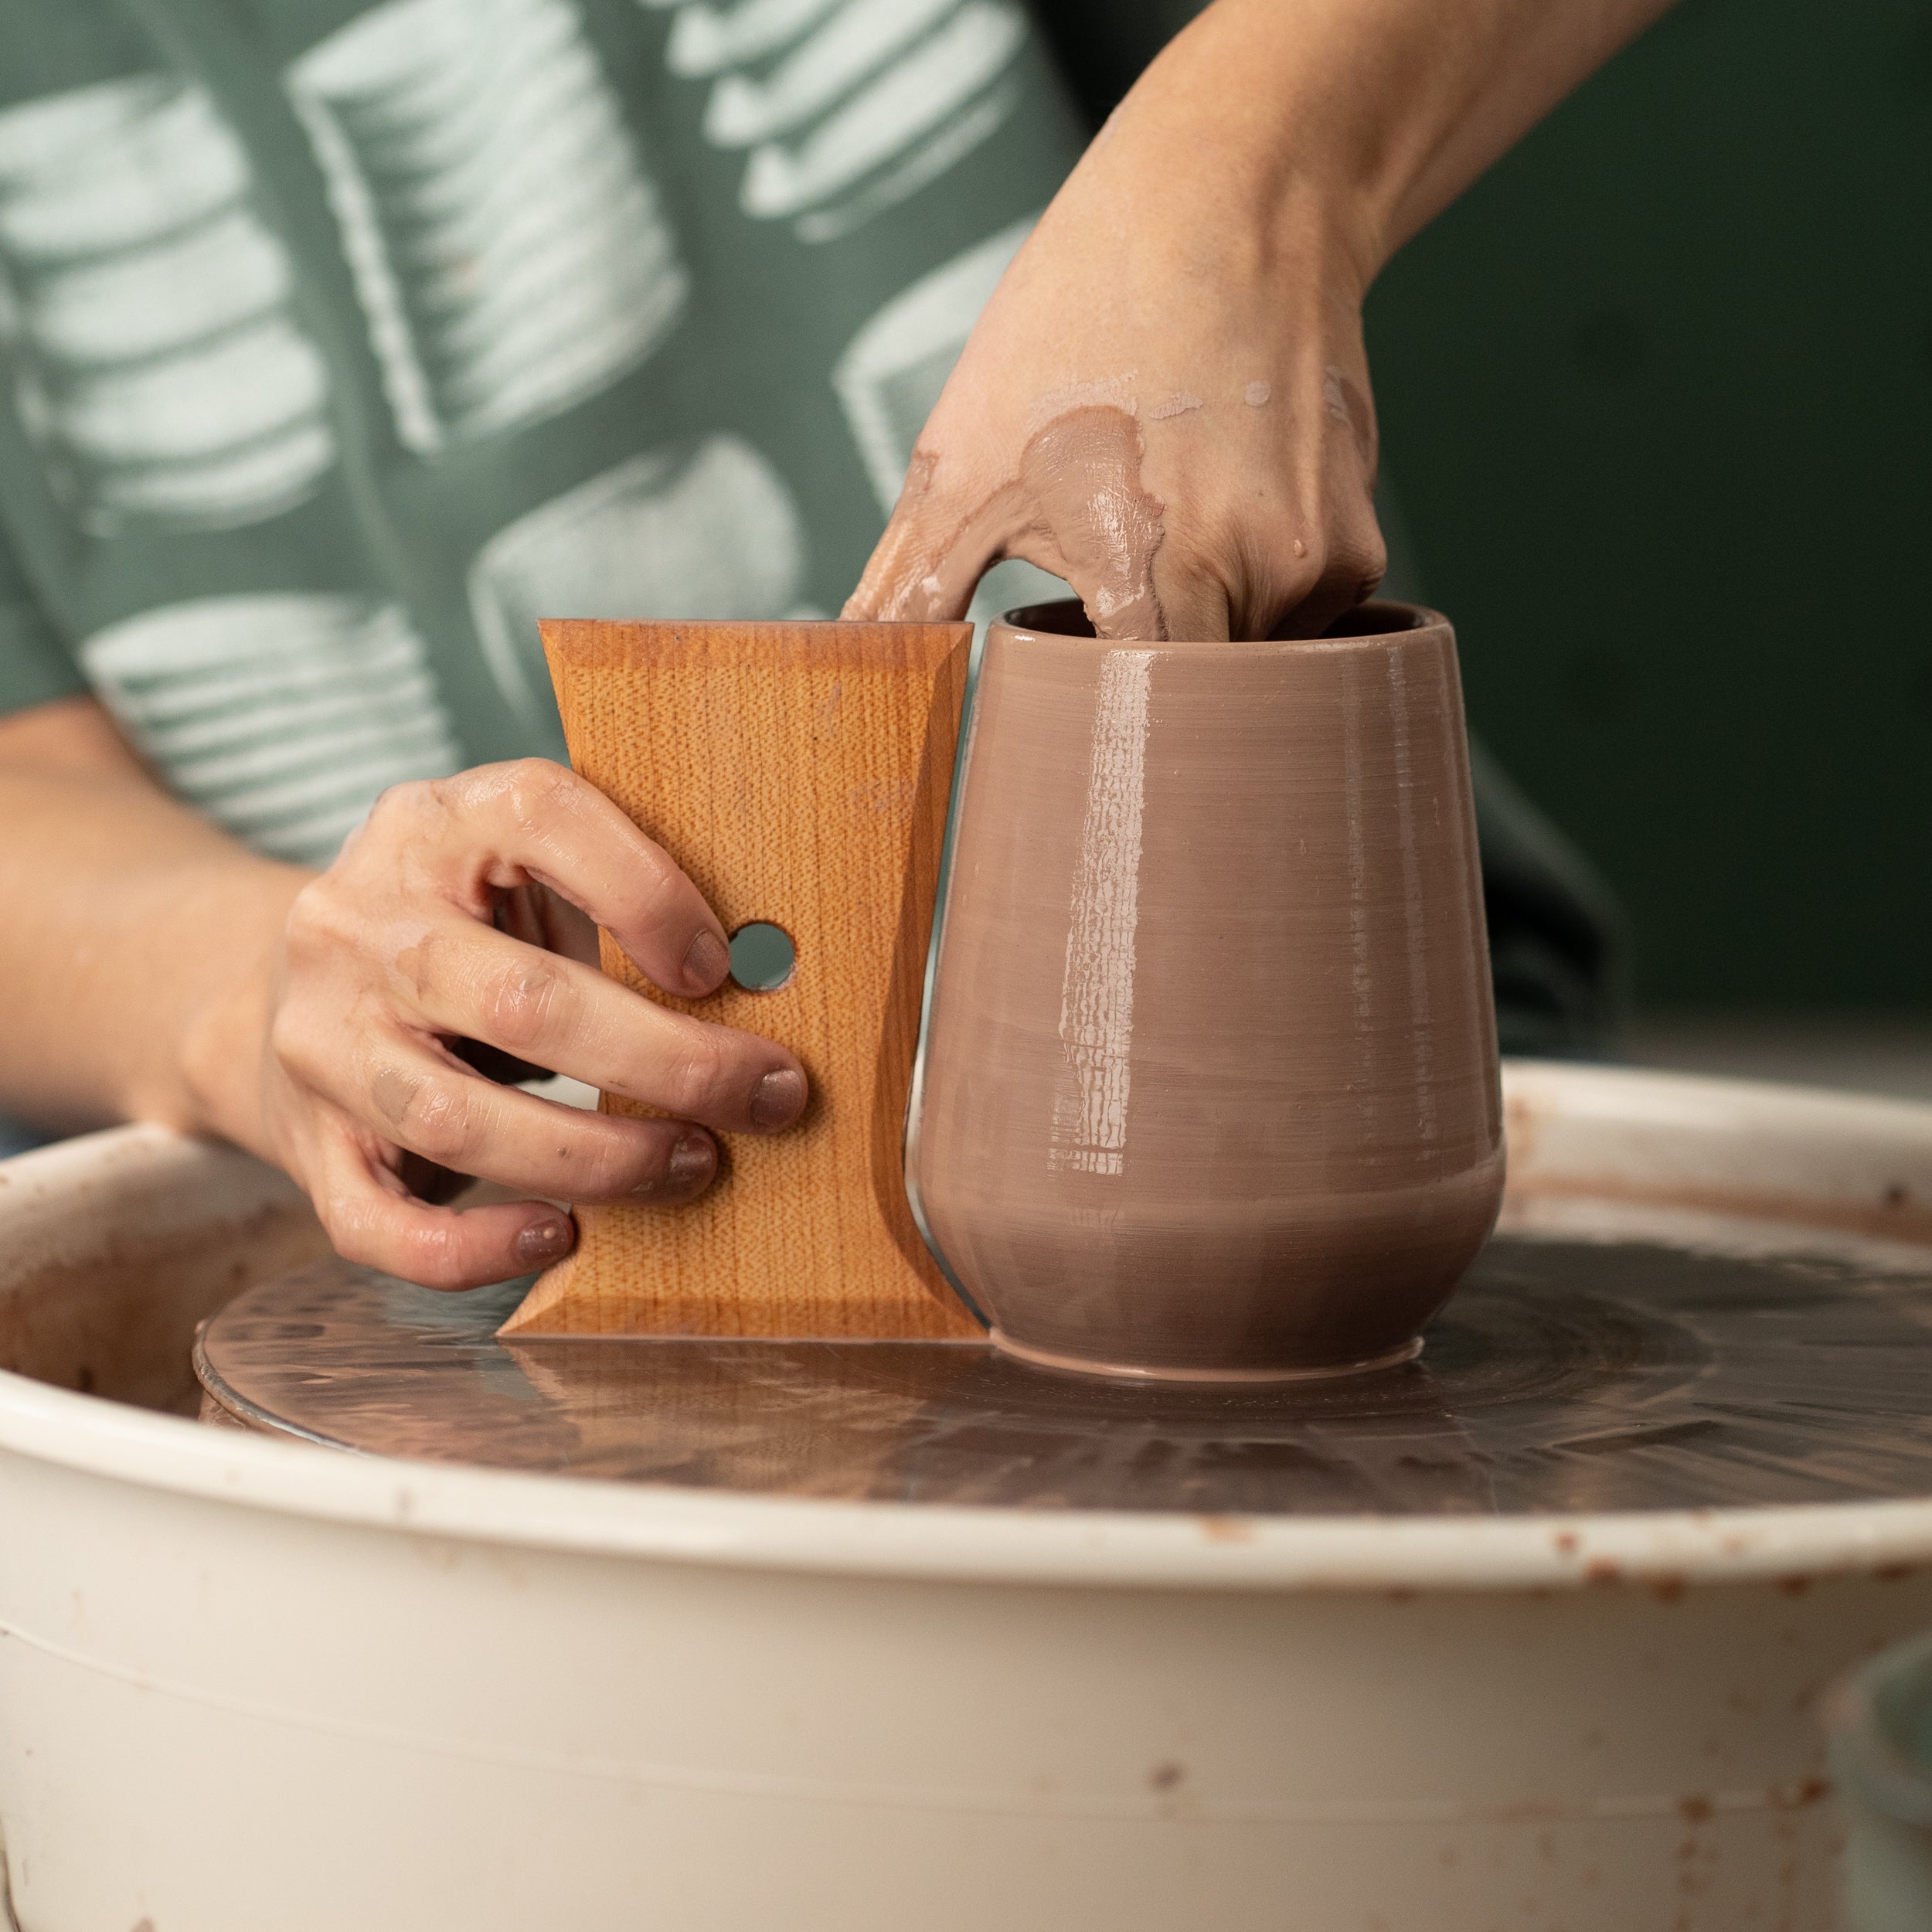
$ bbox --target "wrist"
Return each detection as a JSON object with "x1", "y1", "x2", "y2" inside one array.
[
  {"x1": 1141, "y1": 0, "x2": 1681, "y2": 274},
  {"x1": 167, "y1": 863, "x2": 310, "y2": 1159},
  {"x1": 1096, "y1": 0, "x2": 1400, "y2": 303}
]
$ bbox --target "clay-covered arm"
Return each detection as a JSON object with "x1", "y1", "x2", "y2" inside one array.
[
  {"x1": 845, "y1": 0, "x2": 1677, "y2": 642},
  {"x1": 0, "y1": 700, "x2": 808, "y2": 1287}
]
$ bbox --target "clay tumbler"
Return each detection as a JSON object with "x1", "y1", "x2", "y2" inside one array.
[{"x1": 910, "y1": 600, "x2": 1505, "y2": 1380}]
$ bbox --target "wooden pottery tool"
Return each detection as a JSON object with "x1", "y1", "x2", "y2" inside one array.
[{"x1": 501, "y1": 618, "x2": 983, "y2": 1342}]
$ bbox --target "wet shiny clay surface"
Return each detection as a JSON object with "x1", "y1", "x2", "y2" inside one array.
[
  {"x1": 910, "y1": 600, "x2": 1504, "y2": 1379},
  {"x1": 196, "y1": 1202, "x2": 1932, "y2": 1515}
]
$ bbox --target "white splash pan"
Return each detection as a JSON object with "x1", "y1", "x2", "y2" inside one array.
[{"x1": 1, "y1": 1060, "x2": 1930, "y2": 1931}]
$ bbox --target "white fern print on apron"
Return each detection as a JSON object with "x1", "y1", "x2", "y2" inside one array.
[
  {"x1": 287, "y1": 0, "x2": 689, "y2": 455},
  {"x1": 80, "y1": 594, "x2": 462, "y2": 866},
  {"x1": 644, "y1": 0, "x2": 1029, "y2": 243},
  {"x1": 0, "y1": 77, "x2": 334, "y2": 533}
]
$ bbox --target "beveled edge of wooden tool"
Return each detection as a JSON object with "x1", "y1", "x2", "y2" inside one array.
[{"x1": 536, "y1": 615, "x2": 974, "y2": 678}]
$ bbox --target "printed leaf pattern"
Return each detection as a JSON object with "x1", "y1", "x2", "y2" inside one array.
[
  {"x1": 80, "y1": 595, "x2": 461, "y2": 866},
  {"x1": 289, "y1": 0, "x2": 689, "y2": 453},
  {"x1": 0, "y1": 77, "x2": 333, "y2": 532},
  {"x1": 643, "y1": 0, "x2": 1028, "y2": 242},
  {"x1": 0, "y1": 0, "x2": 1068, "y2": 869}
]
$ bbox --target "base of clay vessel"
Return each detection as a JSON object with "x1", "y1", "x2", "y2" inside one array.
[{"x1": 985, "y1": 1328, "x2": 1425, "y2": 1386}]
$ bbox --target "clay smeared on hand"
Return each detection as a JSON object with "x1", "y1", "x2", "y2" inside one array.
[
  {"x1": 1011, "y1": 406, "x2": 1168, "y2": 640},
  {"x1": 845, "y1": 403, "x2": 1172, "y2": 643}
]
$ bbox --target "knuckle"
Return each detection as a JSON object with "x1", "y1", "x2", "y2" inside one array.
[
  {"x1": 315, "y1": 1192, "x2": 382, "y2": 1271},
  {"x1": 389, "y1": 1075, "x2": 477, "y2": 1166},
  {"x1": 370, "y1": 776, "x2": 437, "y2": 819},
  {"x1": 357, "y1": 778, "x2": 439, "y2": 845},
  {"x1": 665, "y1": 1034, "x2": 727, "y2": 1118},
  {"x1": 267, "y1": 1004, "x2": 326, "y2": 1085},
  {"x1": 393, "y1": 1218, "x2": 473, "y2": 1291},
  {"x1": 482, "y1": 956, "x2": 566, "y2": 1052},
  {"x1": 1273, "y1": 536, "x2": 1327, "y2": 608},
  {"x1": 893, "y1": 443, "x2": 942, "y2": 515},
  {"x1": 1328, "y1": 526, "x2": 1386, "y2": 594},
  {"x1": 632, "y1": 851, "x2": 689, "y2": 930},
  {"x1": 1294, "y1": 526, "x2": 1330, "y2": 576},
  {"x1": 566, "y1": 1129, "x2": 646, "y2": 1202},
  {"x1": 281, "y1": 876, "x2": 355, "y2": 964},
  {"x1": 322, "y1": 1191, "x2": 472, "y2": 1290},
  {"x1": 494, "y1": 758, "x2": 576, "y2": 832},
  {"x1": 322, "y1": 1223, "x2": 373, "y2": 1272}
]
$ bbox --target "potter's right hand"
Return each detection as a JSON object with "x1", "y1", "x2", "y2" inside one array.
[
  {"x1": 844, "y1": 0, "x2": 1677, "y2": 644},
  {"x1": 843, "y1": 2, "x2": 1390, "y2": 645},
  {"x1": 238, "y1": 760, "x2": 808, "y2": 1289}
]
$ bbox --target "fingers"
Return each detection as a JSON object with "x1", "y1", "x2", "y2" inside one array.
[
  {"x1": 853, "y1": 487, "x2": 1383, "y2": 647},
  {"x1": 841, "y1": 515, "x2": 958, "y2": 623},
  {"x1": 1173, "y1": 381, "x2": 1383, "y2": 642},
  {"x1": 1267, "y1": 471, "x2": 1387, "y2": 641},
  {"x1": 393, "y1": 760, "x2": 733, "y2": 1000},
  {"x1": 1134, "y1": 554, "x2": 1230, "y2": 645},
  {"x1": 842, "y1": 453, "x2": 987, "y2": 624},
  {"x1": 1262, "y1": 529, "x2": 1386, "y2": 640},
  {"x1": 844, "y1": 413, "x2": 1384, "y2": 647},
  {"x1": 271, "y1": 760, "x2": 824, "y2": 1291},
  {"x1": 297, "y1": 763, "x2": 809, "y2": 1134},
  {"x1": 338, "y1": 1033, "x2": 722, "y2": 1205},
  {"x1": 361, "y1": 918, "x2": 808, "y2": 1136},
  {"x1": 1257, "y1": 356, "x2": 1386, "y2": 638},
  {"x1": 310, "y1": 1114, "x2": 580, "y2": 1291}
]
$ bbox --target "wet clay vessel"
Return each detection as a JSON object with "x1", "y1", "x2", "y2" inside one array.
[{"x1": 910, "y1": 600, "x2": 1505, "y2": 1380}]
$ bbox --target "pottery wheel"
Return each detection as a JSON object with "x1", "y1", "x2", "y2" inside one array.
[{"x1": 195, "y1": 1195, "x2": 1932, "y2": 1516}]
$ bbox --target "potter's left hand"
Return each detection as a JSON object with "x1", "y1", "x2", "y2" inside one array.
[{"x1": 845, "y1": 0, "x2": 1675, "y2": 643}]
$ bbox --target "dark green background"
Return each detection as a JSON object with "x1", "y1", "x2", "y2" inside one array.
[{"x1": 1362, "y1": 0, "x2": 1932, "y2": 1011}]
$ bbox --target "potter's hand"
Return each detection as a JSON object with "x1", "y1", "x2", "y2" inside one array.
[
  {"x1": 253, "y1": 761, "x2": 807, "y2": 1288},
  {"x1": 845, "y1": 0, "x2": 1675, "y2": 643},
  {"x1": 845, "y1": 159, "x2": 1381, "y2": 644},
  {"x1": 845, "y1": 6, "x2": 1382, "y2": 644}
]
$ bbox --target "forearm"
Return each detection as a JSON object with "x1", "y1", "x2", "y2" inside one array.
[
  {"x1": 1106, "y1": 0, "x2": 1676, "y2": 286},
  {"x1": 0, "y1": 700, "x2": 304, "y2": 1150}
]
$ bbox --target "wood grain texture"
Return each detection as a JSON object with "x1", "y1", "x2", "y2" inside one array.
[{"x1": 502, "y1": 619, "x2": 981, "y2": 1340}]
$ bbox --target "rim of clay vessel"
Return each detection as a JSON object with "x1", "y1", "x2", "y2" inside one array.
[{"x1": 995, "y1": 597, "x2": 1447, "y2": 647}]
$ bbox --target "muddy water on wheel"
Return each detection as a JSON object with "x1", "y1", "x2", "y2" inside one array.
[{"x1": 196, "y1": 1196, "x2": 1932, "y2": 1517}]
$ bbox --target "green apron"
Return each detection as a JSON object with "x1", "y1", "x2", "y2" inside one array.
[{"x1": 0, "y1": 0, "x2": 1620, "y2": 1064}]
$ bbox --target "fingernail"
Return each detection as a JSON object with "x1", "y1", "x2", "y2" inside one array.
[
  {"x1": 682, "y1": 928, "x2": 730, "y2": 993},
  {"x1": 515, "y1": 1215, "x2": 573, "y2": 1266},
  {"x1": 750, "y1": 1066, "x2": 807, "y2": 1131},
  {"x1": 665, "y1": 1128, "x2": 715, "y2": 1191}
]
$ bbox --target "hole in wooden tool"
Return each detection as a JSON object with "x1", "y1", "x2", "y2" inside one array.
[{"x1": 728, "y1": 922, "x2": 796, "y2": 992}]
